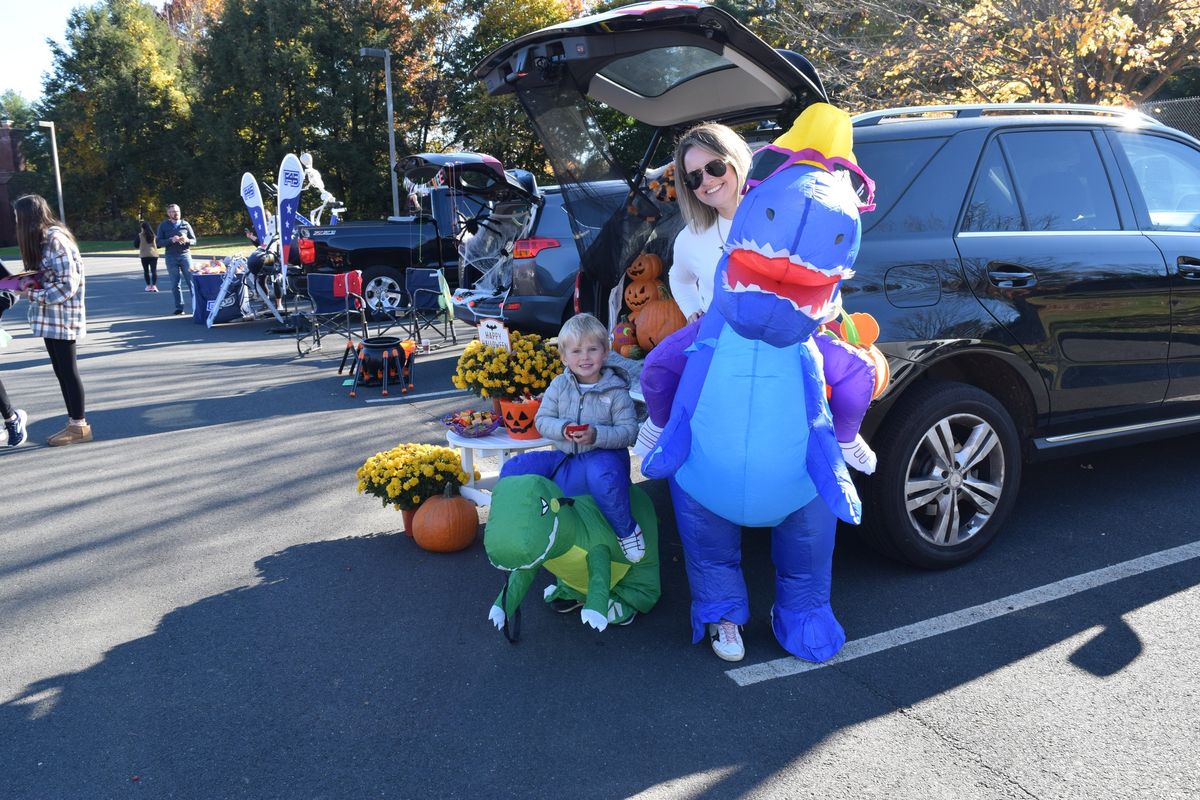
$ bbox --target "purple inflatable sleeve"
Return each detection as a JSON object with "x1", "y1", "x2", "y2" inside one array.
[
  {"x1": 815, "y1": 335, "x2": 876, "y2": 443},
  {"x1": 639, "y1": 320, "x2": 700, "y2": 426}
]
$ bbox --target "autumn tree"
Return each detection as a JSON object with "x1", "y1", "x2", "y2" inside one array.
[{"x1": 771, "y1": 0, "x2": 1200, "y2": 109}]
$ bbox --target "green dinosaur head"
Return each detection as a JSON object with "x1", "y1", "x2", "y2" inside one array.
[{"x1": 484, "y1": 474, "x2": 578, "y2": 570}]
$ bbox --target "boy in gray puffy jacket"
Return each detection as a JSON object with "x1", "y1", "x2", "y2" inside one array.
[{"x1": 498, "y1": 313, "x2": 645, "y2": 561}]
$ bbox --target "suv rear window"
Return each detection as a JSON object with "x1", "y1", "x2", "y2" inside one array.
[
  {"x1": 1000, "y1": 130, "x2": 1120, "y2": 231},
  {"x1": 855, "y1": 137, "x2": 947, "y2": 221},
  {"x1": 600, "y1": 46, "x2": 732, "y2": 98}
]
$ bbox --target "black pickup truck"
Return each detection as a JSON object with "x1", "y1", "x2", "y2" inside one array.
[{"x1": 296, "y1": 153, "x2": 539, "y2": 312}]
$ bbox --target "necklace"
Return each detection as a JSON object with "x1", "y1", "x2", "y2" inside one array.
[{"x1": 715, "y1": 215, "x2": 726, "y2": 253}]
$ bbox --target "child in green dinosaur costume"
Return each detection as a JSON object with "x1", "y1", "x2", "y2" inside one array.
[{"x1": 485, "y1": 474, "x2": 660, "y2": 633}]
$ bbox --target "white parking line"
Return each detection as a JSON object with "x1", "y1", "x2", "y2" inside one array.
[
  {"x1": 726, "y1": 539, "x2": 1200, "y2": 687},
  {"x1": 364, "y1": 389, "x2": 467, "y2": 403}
]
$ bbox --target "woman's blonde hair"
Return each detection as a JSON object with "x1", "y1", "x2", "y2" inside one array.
[
  {"x1": 15, "y1": 194, "x2": 76, "y2": 270},
  {"x1": 558, "y1": 312, "x2": 609, "y2": 352},
  {"x1": 673, "y1": 122, "x2": 753, "y2": 233}
]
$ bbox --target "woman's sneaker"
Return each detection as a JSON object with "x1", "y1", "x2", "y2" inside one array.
[
  {"x1": 5, "y1": 409, "x2": 28, "y2": 447},
  {"x1": 708, "y1": 620, "x2": 744, "y2": 662}
]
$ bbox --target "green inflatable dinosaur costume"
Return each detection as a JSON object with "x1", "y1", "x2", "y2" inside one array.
[{"x1": 485, "y1": 474, "x2": 660, "y2": 633}]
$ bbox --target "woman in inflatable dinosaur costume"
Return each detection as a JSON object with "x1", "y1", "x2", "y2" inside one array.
[{"x1": 640, "y1": 103, "x2": 880, "y2": 663}]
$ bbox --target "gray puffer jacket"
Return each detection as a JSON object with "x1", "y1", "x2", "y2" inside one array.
[{"x1": 536, "y1": 366, "x2": 638, "y2": 455}]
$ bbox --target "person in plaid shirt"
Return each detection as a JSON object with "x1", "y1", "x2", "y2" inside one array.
[{"x1": 14, "y1": 194, "x2": 92, "y2": 446}]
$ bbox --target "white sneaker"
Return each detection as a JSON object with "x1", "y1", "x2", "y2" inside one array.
[
  {"x1": 708, "y1": 620, "x2": 744, "y2": 662},
  {"x1": 618, "y1": 526, "x2": 646, "y2": 563},
  {"x1": 143, "y1": 285, "x2": 153, "y2": 292}
]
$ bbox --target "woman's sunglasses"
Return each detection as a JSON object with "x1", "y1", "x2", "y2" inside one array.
[{"x1": 683, "y1": 159, "x2": 729, "y2": 191}]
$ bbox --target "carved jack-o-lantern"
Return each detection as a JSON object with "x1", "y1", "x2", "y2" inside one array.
[
  {"x1": 626, "y1": 253, "x2": 663, "y2": 282},
  {"x1": 500, "y1": 398, "x2": 542, "y2": 440},
  {"x1": 624, "y1": 280, "x2": 656, "y2": 313}
]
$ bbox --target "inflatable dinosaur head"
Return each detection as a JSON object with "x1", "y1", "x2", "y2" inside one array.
[
  {"x1": 713, "y1": 102, "x2": 873, "y2": 348},
  {"x1": 484, "y1": 474, "x2": 577, "y2": 571}
]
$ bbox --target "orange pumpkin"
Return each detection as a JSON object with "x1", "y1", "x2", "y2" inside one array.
[
  {"x1": 626, "y1": 253, "x2": 663, "y2": 281},
  {"x1": 865, "y1": 344, "x2": 890, "y2": 399},
  {"x1": 412, "y1": 484, "x2": 479, "y2": 553},
  {"x1": 633, "y1": 299, "x2": 686, "y2": 351},
  {"x1": 624, "y1": 278, "x2": 668, "y2": 313}
]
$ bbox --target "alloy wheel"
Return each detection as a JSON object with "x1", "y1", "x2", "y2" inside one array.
[{"x1": 902, "y1": 412, "x2": 1006, "y2": 548}]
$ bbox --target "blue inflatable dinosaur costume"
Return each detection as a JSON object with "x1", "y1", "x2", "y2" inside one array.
[{"x1": 640, "y1": 103, "x2": 880, "y2": 662}]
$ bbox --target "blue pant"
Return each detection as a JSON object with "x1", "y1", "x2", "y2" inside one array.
[
  {"x1": 165, "y1": 251, "x2": 193, "y2": 312},
  {"x1": 499, "y1": 449, "x2": 637, "y2": 538},
  {"x1": 670, "y1": 479, "x2": 845, "y2": 662}
]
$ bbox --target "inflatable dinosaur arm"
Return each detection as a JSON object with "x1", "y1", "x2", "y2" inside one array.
[
  {"x1": 580, "y1": 547, "x2": 614, "y2": 630},
  {"x1": 639, "y1": 320, "x2": 700, "y2": 426},
  {"x1": 489, "y1": 568, "x2": 538, "y2": 629},
  {"x1": 815, "y1": 334, "x2": 876, "y2": 443}
]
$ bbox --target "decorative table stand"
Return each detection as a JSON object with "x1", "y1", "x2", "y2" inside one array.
[{"x1": 446, "y1": 428, "x2": 552, "y2": 507}]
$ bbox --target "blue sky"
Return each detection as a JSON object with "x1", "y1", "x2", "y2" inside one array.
[
  {"x1": 0, "y1": 1, "x2": 167, "y2": 102},
  {"x1": 0, "y1": 1, "x2": 81, "y2": 101}
]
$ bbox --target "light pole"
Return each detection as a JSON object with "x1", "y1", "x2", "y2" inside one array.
[
  {"x1": 36, "y1": 121, "x2": 65, "y2": 224},
  {"x1": 359, "y1": 47, "x2": 400, "y2": 218}
]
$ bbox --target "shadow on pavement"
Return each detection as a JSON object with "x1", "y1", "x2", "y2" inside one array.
[{"x1": 1, "y1": 438, "x2": 1198, "y2": 798}]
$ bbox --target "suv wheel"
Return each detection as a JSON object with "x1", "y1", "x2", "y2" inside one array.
[
  {"x1": 360, "y1": 266, "x2": 405, "y2": 319},
  {"x1": 862, "y1": 381, "x2": 1021, "y2": 568}
]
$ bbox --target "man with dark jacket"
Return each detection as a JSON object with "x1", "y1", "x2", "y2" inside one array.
[{"x1": 155, "y1": 204, "x2": 197, "y2": 315}]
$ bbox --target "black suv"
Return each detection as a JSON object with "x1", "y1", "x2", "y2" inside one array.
[
  {"x1": 475, "y1": 2, "x2": 1200, "y2": 567},
  {"x1": 847, "y1": 104, "x2": 1200, "y2": 566}
]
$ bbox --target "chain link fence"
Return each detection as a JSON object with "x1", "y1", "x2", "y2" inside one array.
[{"x1": 1139, "y1": 96, "x2": 1200, "y2": 140}]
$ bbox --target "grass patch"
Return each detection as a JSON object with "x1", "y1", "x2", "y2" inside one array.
[{"x1": 0, "y1": 235, "x2": 256, "y2": 261}]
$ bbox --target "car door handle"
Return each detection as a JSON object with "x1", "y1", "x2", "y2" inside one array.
[
  {"x1": 987, "y1": 264, "x2": 1037, "y2": 289},
  {"x1": 1178, "y1": 256, "x2": 1200, "y2": 279}
]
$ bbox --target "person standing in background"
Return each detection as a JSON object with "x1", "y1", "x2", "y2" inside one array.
[
  {"x1": 137, "y1": 220, "x2": 159, "y2": 292},
  {"x1": 14, "y1": 194, "x2": 92, "y2": 446},
  {"x1": 155, "y1": 203, "x2": 196, "y2": 315}
]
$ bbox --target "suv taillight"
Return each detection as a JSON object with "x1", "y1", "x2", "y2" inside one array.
[
  {"x1": 573, "y1": 270, "x2": 581, "y2": 314},
  {"x1": 513, "y1": 237, "x2": 560, "y2": 259},
  {"x1": 298, "y1": 237, "x2": 316, "y2": 265}
]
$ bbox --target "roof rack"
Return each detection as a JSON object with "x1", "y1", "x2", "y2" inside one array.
[{"x1": 852, "y1": 103, "x2": 1158, "y2": 127}]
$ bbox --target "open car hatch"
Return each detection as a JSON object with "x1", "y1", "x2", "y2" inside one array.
[{"x1": 474, "y1": 2, "x2": 826, "y2": 128}]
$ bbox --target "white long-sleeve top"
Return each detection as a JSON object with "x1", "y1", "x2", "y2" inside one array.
[{"x1": 669, "y1": 220, "x2": 726, "y2": 319}]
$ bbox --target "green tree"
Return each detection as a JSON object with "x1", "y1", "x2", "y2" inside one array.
[
  {"x1": 40, "y1": 0, "x2": 193, "y2": 236},
  {"x1": 0, "y1": 91, "x2": 38, "y2": 128},
  {"x1": 442, "y1": 0, "x2": 576, "y2": 177},
  {"x1": 194, "y1": 0, "x2": 441, "y2": 221}
]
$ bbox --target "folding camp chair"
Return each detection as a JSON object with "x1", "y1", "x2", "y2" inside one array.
[
  {"x1": 295, "y1": 271, "x2": 369, "y2": 360},
  {"x1": 404, "y1": 267, "x2": 458, "y2": 346}
]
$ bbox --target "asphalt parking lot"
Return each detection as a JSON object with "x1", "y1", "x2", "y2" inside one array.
[{"x1": 1, "y1": 255, "x2": 1198, "y2": 799}]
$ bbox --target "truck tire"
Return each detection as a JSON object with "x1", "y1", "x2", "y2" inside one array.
[
  {"x1": 360, "y1": 266, "x2": 405, "y2": 319},
  {"x1": 859, "y1": 380, "x2": 1021, "y2": 569}
]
